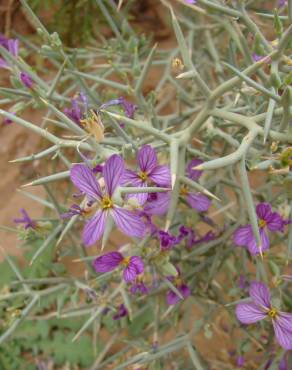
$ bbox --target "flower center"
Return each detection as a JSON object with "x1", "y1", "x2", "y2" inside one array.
[
  {"x1": 180, "y1": 185, "x2": 189, "y2": 196},
  {"x1": 259, "y1": 219, "x2": 266, "y2": 228},
  {"x1": 101, "y1": 196, "x2": 113, "y2": 210},
  {"x1": 122, "y1": 257, "x2": 131, "y2": 266},
  {"x1": 138, "y1": 171, "x2": 148, "y2": 182},
  {"x1": 267, "y1": 308, "x2": 278, "y2": 319}
]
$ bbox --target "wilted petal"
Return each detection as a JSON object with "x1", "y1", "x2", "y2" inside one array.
[
  {"x1": 249, "y1": 281, "x2": 271, "y2": 309},
  {"x1": 149, "y1": 165, "x2": 171, "y2": 186},
  {"x1": 112, "y1": 304, "x2": 128, "y2": 320},
  {"x1": 83, "y1": 210, "x2": 106, "y2": 246},
  {"x1": 129, "y1": 256, "x2": 144, "y2": 274},
  {"x1": 144, "y1": 192, "x2": 170, "y2": 216},
  {"x1": 138, "y1": 145, "x2": 157, "y2": 173},
  {"x1": 166, "y1": 290, "x2": 181, "y2": 305},
  {"x1": 266, "y1": 212, "x2": 285, "y2": 232},
  {"x1": 256, "y1": 202, "x2": 272, "y2": 221},
  {"x1": 103, "y1": 154, "x2": 125, "y2": 196},
  {"x1": 8, "y1": 39, "x2": 18, "y2": 57},
  {"x1": 233, "y1": 225, "x2": 253, "y2": 246},
  {"x1": 180, "y1": 283, "x2": 191, "y2": 299},
  {"x1": 93, "y1": 251, "x2": 123, "y2": 273},
  {"x1": 186, "y1": 192, "x2": 211, "y2": 212},
  {"x1": 186, "y1": 158, "x2": 203, "y2": 181},
  {"x1": 273, "y1": 313, "x2": 292, "y2": 350},
  {"x1": 247, "y1": 228, "x2": 270, "y2": 256},
  {"x1": 70, "y1": 164, "x2": 102, "y2": 199},
  {"x1": 235, "y1": 302, "x2": 266, "y2": 324},
  {"x1": 112, "y1": 207, "x2": 146, "y2": 238}
]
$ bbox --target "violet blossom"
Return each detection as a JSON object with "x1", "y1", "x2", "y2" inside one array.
[
  {"x1": 64, "y1": 92, "x2": 88, "y2": 126},
  {"x1": 143, "y1": 191, "x2": 170, "y2": 216},
  {"x1": 166, "y1": 271, "x2": 191, "y2": 306},
  {"x1": 0, "y1": 33, "x2": 18, "y2": 68},
  {"x1": 100, "y1": 96, "x2": 137, "y2": 119},
  {"x1": 123, "y1": 145, "x2": 171, "y2": 205},
  {"x1": 158, "y1": 230, "x2": 178, "y2": 251},
  {"x1": 70, "y1": 154, "x2": 146, "y2": 246},
  {"x1": 233, "y1": 202, "x2": 286, "y2": 256},
  {"x1": 14, "y1": 209, "x2": 37, "y2": 230},
  {"x1": 180, "y1": 159, "x2": 211, "y2": 212},
  {"x1": 93, "y1": 251, "x2": 144, "y2": 282},
  {"x1": 130, "y1": 279, "x2": 149, "y2": 295},
  {"x1": 236, "y1": 281, "x2": 292, "y2": 350},
  {"x1": 112, "y1": 304, "x2": 128, "y2": 320},
  {"x1": 20, "y1": 72, "x2": 34, "y2": 89}
]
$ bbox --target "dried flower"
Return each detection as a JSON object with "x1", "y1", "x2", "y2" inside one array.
[
  {"x1": 14, "y1": 209, "x2": 37, "y2": 230},
  {"x1": 112, "y1": 304, "x2": 128, "y2": 320},
  {"x1": 20, "y1": 72, "x2": 34, "y2": 89}
]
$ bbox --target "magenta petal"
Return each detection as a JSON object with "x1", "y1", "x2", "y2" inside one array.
[
  {"x1": 273, "y1": 314, "x2": 292, "y2": 350},
  {"x1": 138, "y1": 145, "x2": 157, "y2": 173},
  {"x1": 180, "y1": 283, "x2": 191, "y2": 299},
  {"x1": 247, "y1": 228, "x2": 270, "y2": 256},
  {"x1": 235, "y1": 302, "x2": 266, "y2": 324},
  {"x1": 186, "y1": 192, "x2": 211, "y2": 212},
  {"x1": 112, "y1": 207, "x2": 146, "y2": 238},
  {"x1": 70, "y1": 164, "x2": 102, "y2": 200},
  {"x1": 122, "y1": 169, "x2": 142, "y2": 186},
  {"x1": 266, "y1": 212, "x2": 285, "y2": 232},
  {"x1": 103, "y1": 154, "x2": 125, "y2": 196},
  {"x1": 93, "y1": 251, "x2": 123, "y2": 273},
  {"x1": 166, "y1": 290, "x2": 181, "y2": 305},
  {"x1": 82, "y1": 210, "x2": 106, "y2": 246},
  {"x1": 233, "y1": 225, "x2": 253, "y2": 246},
  {"x1": 129, "y1": 256, "x2": 144, "y2": 274},
  {"x1": 149, "y1": 165, "x2": 171, "y2": 187},
  {"x1": 256, "y1": 202, "x2": 272, "y2": 220},
  {"x1": 249, "y1": 281, "x2": 271, "y2": 309},
  {"x1": 127, "y1": 182, "x2": 148, "y2": 206}
]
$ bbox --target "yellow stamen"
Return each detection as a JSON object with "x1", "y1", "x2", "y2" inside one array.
[
  {"x1": 138, "y1": 171, "x2": 148, "y2": 182},
  {"x1": 268, "y1": 308, "x2": 278, "y2": 319},
  {"x1": 259, "y1": 219, "x2": 266, "y2": 228},
  {"x1": 180, "y1": 185, "x2": 189, "y2": 196},
  {"x1": 101, "y1": 196, "x2": 113, "y2": 210},
  {"x1": 122, "y1": 256, "x2": 131, "y2": 267}
]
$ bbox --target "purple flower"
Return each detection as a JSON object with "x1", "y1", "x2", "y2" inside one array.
[
  {"x1": 2, "y1": 112, "x2": 15, "y2": 125},
  {"x1": 93, "y1": 251, "x2": 144, "y2": 282},
  {"x1": 70, "y1": 154, "x2": 146, "y2": 246},
  {"x1": 238, "y1": 274, "x2": 248, "y2": 290},
  {"x1": 143, "y1": 191, "x2": 170, "y2": 216},
  {"x1": 14, "y1": 209, "x2": 37, "y2": 230},
  {"x1": 20, "y1": 72, "x2": 33, "y2": 89},
  {"x1": 180, "y1": 159, "x2": 211, "y2": 212},
  {"x1": 158, "y1": 230, "x2": 178, "y2": 251},
  {"x1": 236, "y1": 281, "x2": 292, "y2": 350},
  {"x1": 61, "y1": 204, "x2": 85, "y2": 219},
  {"x1": 0, "y1": 34, "x2": 18, "y2": 68},
  {"x1": 112, "y1": 304, "x2": 128, "y2": 320},
  {"x1": 236, "y1": 356, "x2": 245, "y2": 368},
  {"x1": 233, "y1": 202, "x2": 286, "y2": 256},
  {"x1": 185, "y1": 0, "x2": 196, "y2": 4},
  {"x1": 130, "y1": 279, "x2": 149, "y2": 295},
  {"x1": 166, "y1": 271, "x2": 191, "y2": 306},
  {"x1": 252, "y1": 53, "x2": 272, "y2": 64},
  {"x1": 100, "y1": 97, "x2": 137, "y2": 119},
  {"x1": 123, "y1": 145, "x2": 171, "y2": 205},
  {"x1": 64, "y1": 92, "x2": 88, "y2": 126},
  {"x1": 278, "y1": 0, "x2": 287, "y2": 8}
]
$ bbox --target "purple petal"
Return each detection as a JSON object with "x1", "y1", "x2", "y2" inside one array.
[
  {"x1": 8, "y1": 39, "x2": 18, "y2": 57},
  {"x1": 273, "y1": 313, "x2": 292, "y2": 350},
  {"x1": 0, "y1": 58, "x2": 8, "y2": 68},
  {"x1": 122, "y1": 169, "x2": 142, "y2": 186},
  {"x1": 129, "y1": 256, "x2": 144, "y2": 274},
  {"x1": 149, "y1": 165, "x2": 171, "y2": 187},
  {"x1": 180, "y1": 283, "x2": 191, "y2": 299},
  {"x1": 266, "y1": 212, "x2": 285, "y2": 232},
  {"x1": 235, "y1": 302, "x2": 266, "y2": 324},
  {"x1": 112, "y1": 304, "x2": 128, "y2": 320},
  {"x1": 144, "y1": 191, "x2": 170, "y2": 216},
  {"x1": 249, "y1": 281, "x2": 271, "y2": 309},
  {"x1": 166, "y1": 290, "x2": 181, "y2": 305},
  {"x1": 256, "y1": 202, "x2": 272, "y2": 221},
  {"x1": 103, "y1": 154, "x2": 125, "y2": 196},
  {"x1": 186, "y1": 159, "x2": 203, "y2": 181},
  {"x1": 186, "y1": 192, "x2": 211, "y2": 212},
  {"x1": 20, "y1": 72, "x2": 33, "y2": 88},
  {"x1": 123, "y1": 264, "x2": 139, "y2": 282},
  {"x1": 138, "y1": 145, "x2": 157, "y2": 173},
  {"x1": 82, "y1": 210, "x2": 106, "y2": 246},
  {"x1": 233, "y1": 225, "x2": 253, "y2": 246},
  {"x1": 70, "y1": 164, "x2": 102, "y2": 199},
  {"x1": 112, "y1": 207, "x2": 146, "y2": 238},
  {"x1": 247, "y1": 228, "x2": 270, "y2": 256},
  {"x1": 93, "y1": 251, "x2": 123, "y2": 273}
]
